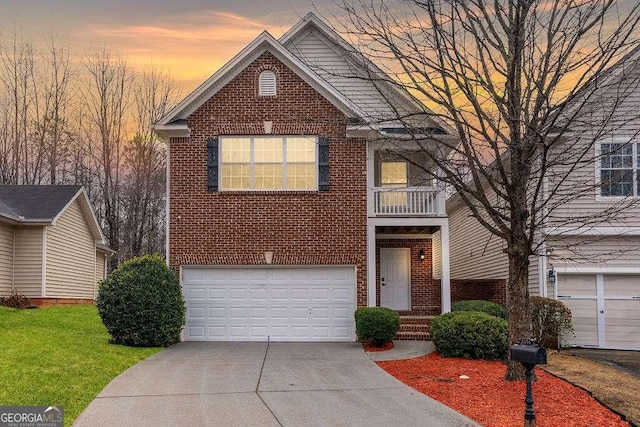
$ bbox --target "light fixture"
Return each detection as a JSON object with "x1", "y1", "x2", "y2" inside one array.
[
  {"x1": 547, "y1": 264, "x2": 556, "y2": 284},
  {"x1": 419, "y1": 249, "x2": 425, "y2": 261}
]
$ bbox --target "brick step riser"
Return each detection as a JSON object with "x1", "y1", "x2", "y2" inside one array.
[
  {"x1": 399, "y1": 324, "x2": 430, "y2": 332},
  {"x1": 394, "y1": 331, "x2": 430, "y2": 340},
  {"x1": 399, "y1": 317, "x2": 434, "y2": 325}
]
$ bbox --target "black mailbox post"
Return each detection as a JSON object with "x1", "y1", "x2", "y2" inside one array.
[{"x1": 510, "y1": 340, "x2": 547, "y2": 427}]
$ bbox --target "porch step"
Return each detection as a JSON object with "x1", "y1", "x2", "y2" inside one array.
[{"x1": 395, "y1": 316, "x2": 434, "y2": 340}]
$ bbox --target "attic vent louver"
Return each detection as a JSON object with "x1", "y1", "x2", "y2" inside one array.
[{"x1": 259, "y1": 70, "x2": 277, "y2": 96}]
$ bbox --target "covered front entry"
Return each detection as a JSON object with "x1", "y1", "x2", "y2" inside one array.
[{"x1": 182, "y1": 266, "x2": 356, "y2": 342}]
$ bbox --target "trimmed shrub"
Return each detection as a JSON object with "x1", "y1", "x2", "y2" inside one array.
[
  {"x1": 451, "y1": 299, "x2": 507, "y2": 319},
  {"x1": 430, "y1": 311, "x2": 508, "y2": 359},
  {"x1": 0, "y1": 292, "x2": 32, "y2": 308},
  {"x1": 97, "y1": 254, "x2": 185, "y2": 347},
  {"x1": 355, "y1": 307, "x2": 400, "y2": 346},
  {"x1": 531, "y1": 296, "x2": 574, "y2": 348}
]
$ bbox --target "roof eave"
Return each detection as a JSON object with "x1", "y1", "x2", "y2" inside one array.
[{"x1": 153, "y1": 123, "x2": 191, "y2": 140}]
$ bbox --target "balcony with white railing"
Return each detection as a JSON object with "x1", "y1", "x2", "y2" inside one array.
[{"x1": 371, "y1": 187, "x2": 446, "y2": 216}]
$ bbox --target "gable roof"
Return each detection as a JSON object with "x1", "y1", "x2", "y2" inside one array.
[
  {"x1": 155, "y1": 30, "x2": 364, "y2": 133},
  {"x1": 155, "y1": 13, "x2": 453, "y2": 137},
  {"x1": 280, "y1": 13, "x2": 451, "y2": 133},
  {"x1": 0, "y1": 185, "x2": 107, "y2": 244}
]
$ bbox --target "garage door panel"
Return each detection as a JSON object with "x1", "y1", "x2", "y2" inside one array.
[
  {"x1": 557, "y1": 274, "x2": 596, "y2": 296},
  {"x1": 604, "y1": 275, "x2": 639, "y2": 294},
  {"x1": 187, "y1": 306, "x2": 206, "y2": 320},
  {"x1": 183, "y1": 267, "x2": 356, "y2": 341},
  {"x1": 559, "y1": 273, "x2": 640, "y2": 350}
]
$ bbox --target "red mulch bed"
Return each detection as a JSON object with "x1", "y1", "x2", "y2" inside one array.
[{"x1": 378, "y1": 352, "x2": 628, "y2": 427}]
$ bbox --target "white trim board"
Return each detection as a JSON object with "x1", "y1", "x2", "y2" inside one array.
[
  {"x1": 556, "y1": 265, "x2": 640, "y2": 274},
  {"x1": 547, "y1": 226, "x2": 640, "y2": 236}
]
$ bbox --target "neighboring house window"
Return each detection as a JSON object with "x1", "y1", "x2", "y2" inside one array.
[
  {"x1": 220, "y1": 136, "x2": 317, "y2": 190},
  {"x1": 258, "y1": 70, "x2": 277, "y2": 96},
  {"x1": 599, "y1": 141, "x2": 637, "y2": 197}
]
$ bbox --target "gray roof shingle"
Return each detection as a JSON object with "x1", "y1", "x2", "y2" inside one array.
[{"x1": 0, "y1": 185, "x2": 82, "y2": 221}]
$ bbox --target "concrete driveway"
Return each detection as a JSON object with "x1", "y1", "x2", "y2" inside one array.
[{"x1": 74, "y1": 342, "x2": 477, "y2": 427}]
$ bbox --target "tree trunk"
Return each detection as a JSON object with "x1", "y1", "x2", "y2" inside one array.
[{"x1": 504, "y1": 244, "x2": 532, "y2": 380}]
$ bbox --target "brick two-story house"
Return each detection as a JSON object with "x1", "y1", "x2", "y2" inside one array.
[{"x1": 155, "y1": 13, "x2": 457, "y2": 342}]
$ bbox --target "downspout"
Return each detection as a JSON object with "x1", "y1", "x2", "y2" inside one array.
[
  {"x1": 11, "y1": 225, "x2": 15, "y2": 293},
  {"x1": 42, "y1": 227, "x2": 47, "y2": 297}
]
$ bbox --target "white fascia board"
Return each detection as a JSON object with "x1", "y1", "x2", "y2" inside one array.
[
  {"x1": 556, "y1": 265, "x2": 640, "y2": 274},
  {"x1": 547, "y1": 226, "x2": 640, "y2": 236},
  {"x1": 157, "y1": 31, "x2": 362, "y2": 125},
  {"x1": 53, "y1": 187, "x2": 107, "y2": 244}
]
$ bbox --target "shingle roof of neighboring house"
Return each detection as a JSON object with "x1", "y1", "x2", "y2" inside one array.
[
  {"x1": 0, "y1": 185, "x2": 83, "y2": 221},
  {"x1": 0, "y1": 185, "x2": 109, "y2": 249}
]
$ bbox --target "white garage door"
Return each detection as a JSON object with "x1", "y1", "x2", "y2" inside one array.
[
  {"x1": 557, "y1": 274, "x2": 640, "y2": 350},
  {"x1": 182, "y1": 266, "x2": 356, "y2": 342}
]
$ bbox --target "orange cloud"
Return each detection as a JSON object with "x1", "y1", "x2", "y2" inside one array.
[{"x1": 79, "y1": 10, "x2": 293, "y2": 87}]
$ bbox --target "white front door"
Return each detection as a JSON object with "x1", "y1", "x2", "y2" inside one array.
[{"x1": 380, "y1": 248, "x2": 410, "y2": 310}]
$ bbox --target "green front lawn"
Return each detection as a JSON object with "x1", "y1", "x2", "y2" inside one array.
[{"x1": 0, "y1": 305, "x2": 161, "y2": 426}]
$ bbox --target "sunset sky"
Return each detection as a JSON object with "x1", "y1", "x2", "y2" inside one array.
[
  {"x1": 0, "y1": 0, "x2": 337, "y2": 90},
  {"x1": 1, "y1": 0, "x2": 637, "y2": 96}
]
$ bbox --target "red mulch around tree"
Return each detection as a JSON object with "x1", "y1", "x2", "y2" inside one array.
[
  {"x1": 377, "y1": 352, "x2": 628, "y2": 427},
  {"x1": 363, "y1": 341, "x2": 395, "y2": 352}
]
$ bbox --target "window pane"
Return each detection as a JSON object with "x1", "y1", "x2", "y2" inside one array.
[
  {"x1": 287, "y1": 137, "x2": 316, "y2": 162},
  {"x1": 254, "y1": 137, "x2": 283, "y2": 163},
  {"x1": 254, "y1": 164, "x2": 283, "y2": 189},
  {"x1": 601, "y1": 169, "x2": 633, "y2": 196},
  {"x1": 381, "y1": 162, "x2": 408, "y2": 186},
  {"x1": 286, "y1": 163, "x2": 317, "y2": 189},
  {"x1": 221, "y1": 138, "x2": 250, "y2": 163},
  {"x1": 221, "y1": 164, "x2": 250, "y2": 189}
]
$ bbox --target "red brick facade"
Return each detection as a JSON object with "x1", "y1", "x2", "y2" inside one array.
[
  {"x1": 169, "y1": 52, "x2": 369, "y2": 305},
  {"x1": 375, "y1": 238, "x2": 441, "y2": 315}
]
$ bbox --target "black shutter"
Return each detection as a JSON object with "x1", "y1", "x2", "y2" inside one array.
[
  {"x1": 318, "y1": 136, "x2": 329, "y2": 191},
  {"x1": 207, "y1": 137, "x2": 218, "y2": 192}
]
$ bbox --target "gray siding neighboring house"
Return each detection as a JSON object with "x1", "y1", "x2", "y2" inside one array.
[
  {"x1": 447, "y1": 50, "x2": 640, "y2": 350},
  {"x1": 0, "y1": 186, "x2": 113, "y2": 304}
]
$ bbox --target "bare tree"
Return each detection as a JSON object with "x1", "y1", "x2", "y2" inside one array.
[
  {"x1": 121, "y1": 67, "x2": 177, "y2": 258},
  {"x1": 82, "y1": 49, "x2": 131, "y2": 268},
  {"x1": 0, "y1": 30, "x2": 34, "y2": 184},
  {"x1": 328, "y1": 0, "x2": 640, "y2": 378},
  {"x1": 36, "y1": 37, "x2": 76, "y2": 184}
]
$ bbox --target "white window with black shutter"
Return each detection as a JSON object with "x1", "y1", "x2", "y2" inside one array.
[{"x1": 207, "y1": 136, "x2": 329, "y2": 191}]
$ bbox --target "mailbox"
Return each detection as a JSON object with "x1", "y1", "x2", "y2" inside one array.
[{"x1": 510, "y1": 344, "x2": 547, "y2": 366}]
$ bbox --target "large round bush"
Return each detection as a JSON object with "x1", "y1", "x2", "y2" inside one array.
[
  {"x1": 355, "y1": 307, "x2": 400, "y2": 346},
  {"x1": 451, "y1": 300, "x2": 507, "y2": 319},
  {"x1": 430, "y1": 311, "x2": 508, "y2": 359},
  {"x1": 97, "y1": 255, "x2": 185, "y2": 347}
]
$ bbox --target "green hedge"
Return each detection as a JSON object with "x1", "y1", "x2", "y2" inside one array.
[
  {"x1": 355, "y1": 307, "x2": 400, "y2": 346},
  {"x1": 97, "y1": 255, "x2": 185, "y2": 347},
  {"x1": 451, "y1": 300, "x2": 507, "y2": 319},
  {"x1": 431, "y1": 311, "x2": 508, "y2": 359}
]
